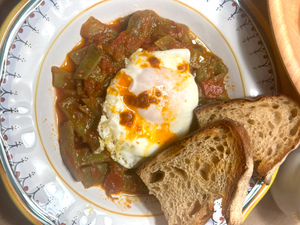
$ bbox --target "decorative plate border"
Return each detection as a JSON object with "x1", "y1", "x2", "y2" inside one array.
[{"x1": 0, "y1": 0, "x2": 277, "y2": 225}]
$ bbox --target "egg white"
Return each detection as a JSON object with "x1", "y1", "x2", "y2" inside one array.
[{"x1": 97, "y1": 48, "x2": 198, "y2": 168}]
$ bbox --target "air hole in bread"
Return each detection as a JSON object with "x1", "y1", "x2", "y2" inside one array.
[
  {"x1": 258, "y1": 132, "x2": 264, "y2": 138},
  {"x1": 217, "y1": 145, "x2": 224, "y2": 152},
  {"x1": 199, "y1": 169, "x2": 208, "y2": 181},
  {"x1": 199, "y1": 163, "x2": 210, "y2": 181},
  {"x1": 222, "y1": 126, "x2": 230, "y2": 133},
  {"x1": 213, "y1": 136, "x2": 221, "y2": 141},
  {"x1": 268, "y1": 121, "x2": 275, "y2": 129},
  {"x1": 223, "y1": 141, "x2": 228, "y2": 147},
  {"x1": 194, "y1": 162, "x2": 200, "y2": 170},
  {"x1": 225, "y1": 148, "x2": 231, "y2": 155},
  {"x1": 290, "y1": 121, "x2": 300, "y2": 136},
  {"x1": 185, "y1": 158, "x2": 190, "y2": 164},
  {"x1": 221, "y1": 134, "x2": 228, "y2": 140},
  {"x1": 267, "y1": 148, "x2": 272, "y2": 156},
  {"x1": 290, "y1": 108, "x2": 299, "y2": 120},
  {"x1": 211, "y1": 155, "x2": 220, "y2": 165},
  {"x1": 150, "y1": 170, "x2": 165, "y2": 183},
  {"x1": 189, "y1": 200, "x2": 201, "y2": 216},
  {"x1": 216, "y1": 106, "x2": 223, "y2": 110},
  {"x1": 247, "y1": 119, "x2": 255, "y2": 125},
  {"x1": 211, "y1": 173, "x2": 216, "y2": 182},
  {"x1": 209, "y1": 114, "x2": 216, "y2": 121},
  {"x1": 169, "y1": 172, "x2": 175, "y2": 178},
  {"x1": 272, "y1": 104, "x2": 280, "y2": 109},
  {"x1": 209, "y1": 147, "x2": 216, "y2": 152},
  {"x1": 204, "y1": 135, "x2": 211, "y2": 140},
  {"x1": 245, "y1": 112, "x2": 251, "y2": 117},
  {"x1": 250, "y1": 106, "x2": 256, "y2": 109},
  {"x1": 172, "y1": 167, "x2": 188, "y2": 180}
]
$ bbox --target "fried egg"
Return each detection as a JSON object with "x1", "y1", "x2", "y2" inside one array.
[{"x1": 97, "y1": 48, "x2": 198, "y2": 168}]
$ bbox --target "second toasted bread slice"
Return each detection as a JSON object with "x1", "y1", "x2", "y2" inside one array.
[
  {"x1": 194, "y1": 95, "x2": 300, "y2": 184},
  {"x1": 137, "y1": 119, "x2": 253, "y2": 225}
]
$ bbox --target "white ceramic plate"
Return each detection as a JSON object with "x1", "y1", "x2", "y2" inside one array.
[{"x1": 0, "y1": 0, "x2": 277, "y2": 224}]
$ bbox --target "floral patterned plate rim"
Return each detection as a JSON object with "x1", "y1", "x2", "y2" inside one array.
[{"x1": 0, "y1": 0, "x2": 278, "y2": 224}]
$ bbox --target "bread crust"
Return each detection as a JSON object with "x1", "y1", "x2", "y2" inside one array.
[
  {"x1": 137, "y1": 119, "x2": 253, "y2": 225},
  {"x1": 194, "y1": 94, "x2": 300, "y2": 184}
]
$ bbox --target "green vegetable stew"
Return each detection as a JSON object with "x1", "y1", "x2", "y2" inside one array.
[{"x1": 52, "y1": 10, "x2": 229, "y2": 196}]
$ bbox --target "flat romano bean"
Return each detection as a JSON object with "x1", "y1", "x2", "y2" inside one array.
[
  {"x1": 195, "y1": 58, "x2": 228, "y2": 83},
  {"x1": 80, "y1": 16, "x2": 118, "y2": 42},
  {"x1": 126, "y1": 10, "x2": 155, "y2": 38},
  {"x1": 196, "y1": 65, "x2": 211, "y2": 83},
  {"x1": 83, "y1": 65, "x2": 108, "y2": 98},
  {"x1": 58, "y1": 97, "x2": 80, "y2": 119},
  {"x1": 81, "y1": 163, "x2": 108, "y2": 188},
  {"x1": 73, "y1": 43, "x2": 103, "y2": 80},
  {"x1": 76, "y1": 80, "x2": 86, "y2": 96},
  {"x1": 190, "y1": 48, "x2": 211, "y2": 69},
  {"x1": 76, "y1": 149, "x2": 110, "y2": 167},
  {"x1": 154, "y1": 35, "x2": 175, "y2": 50},
  {"x1": 210, "y1": 58, "x2": 228, "y2": 75},
  {"x1": 58, "y1": 97, "x2": 99, "y2": 151},
  {"x1": 59, "y1": 121, "x2": 83, "y2": 181},
  {"x1": 85, "y1": 130, "x2": 100, "y2": 152},
  {"x1": 79, "y1": 105, "x2": 95, "y2": 119},
  {"x1": 68, "y1": 46, "x2": 88, "y2": 65},
  {"x1": 81, "y1": 97, "x2": 103, "y2": 118},
  {"x1": 52, "y1": 66, "x2": 74, "y2": 89}
]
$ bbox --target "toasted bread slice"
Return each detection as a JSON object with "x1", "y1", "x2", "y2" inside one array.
[
  {"x1": 137, "y1": 120, "x2": 253, "y2": 225},
  {"x1": 194, "y1": 95, "x2": 300, "y2": 184}
]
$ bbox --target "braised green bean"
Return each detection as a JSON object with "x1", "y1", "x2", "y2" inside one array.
[
  {"x1": 81, "y1": 163, "x2": 108, "y2": 188},
  {"x1": 80, "y1": 16, "x2": 118, "y2": 43},
  {"x1": 58, "y1": 97, "x2": 100, "y2": 151},
  {"x1": 52, "y1": 66, "x2": 74, "y2": 89},
  {"x1": 59, "y1": 121, "x2": 83, "y2": 181},
  {"x1": 74, "y1": 43, "x2": 103, "y2": 79},
  {"x1": 68, "y1": 46, "x2": 88, "y2": 65}
]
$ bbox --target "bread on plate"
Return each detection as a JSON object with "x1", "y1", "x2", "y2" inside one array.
[
  {"x1": 137, "y1": 119, "x2": 253, "y2": 225},
  {"x1": 194, "y1": 95, "x2": 300, "y2": 184}
]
